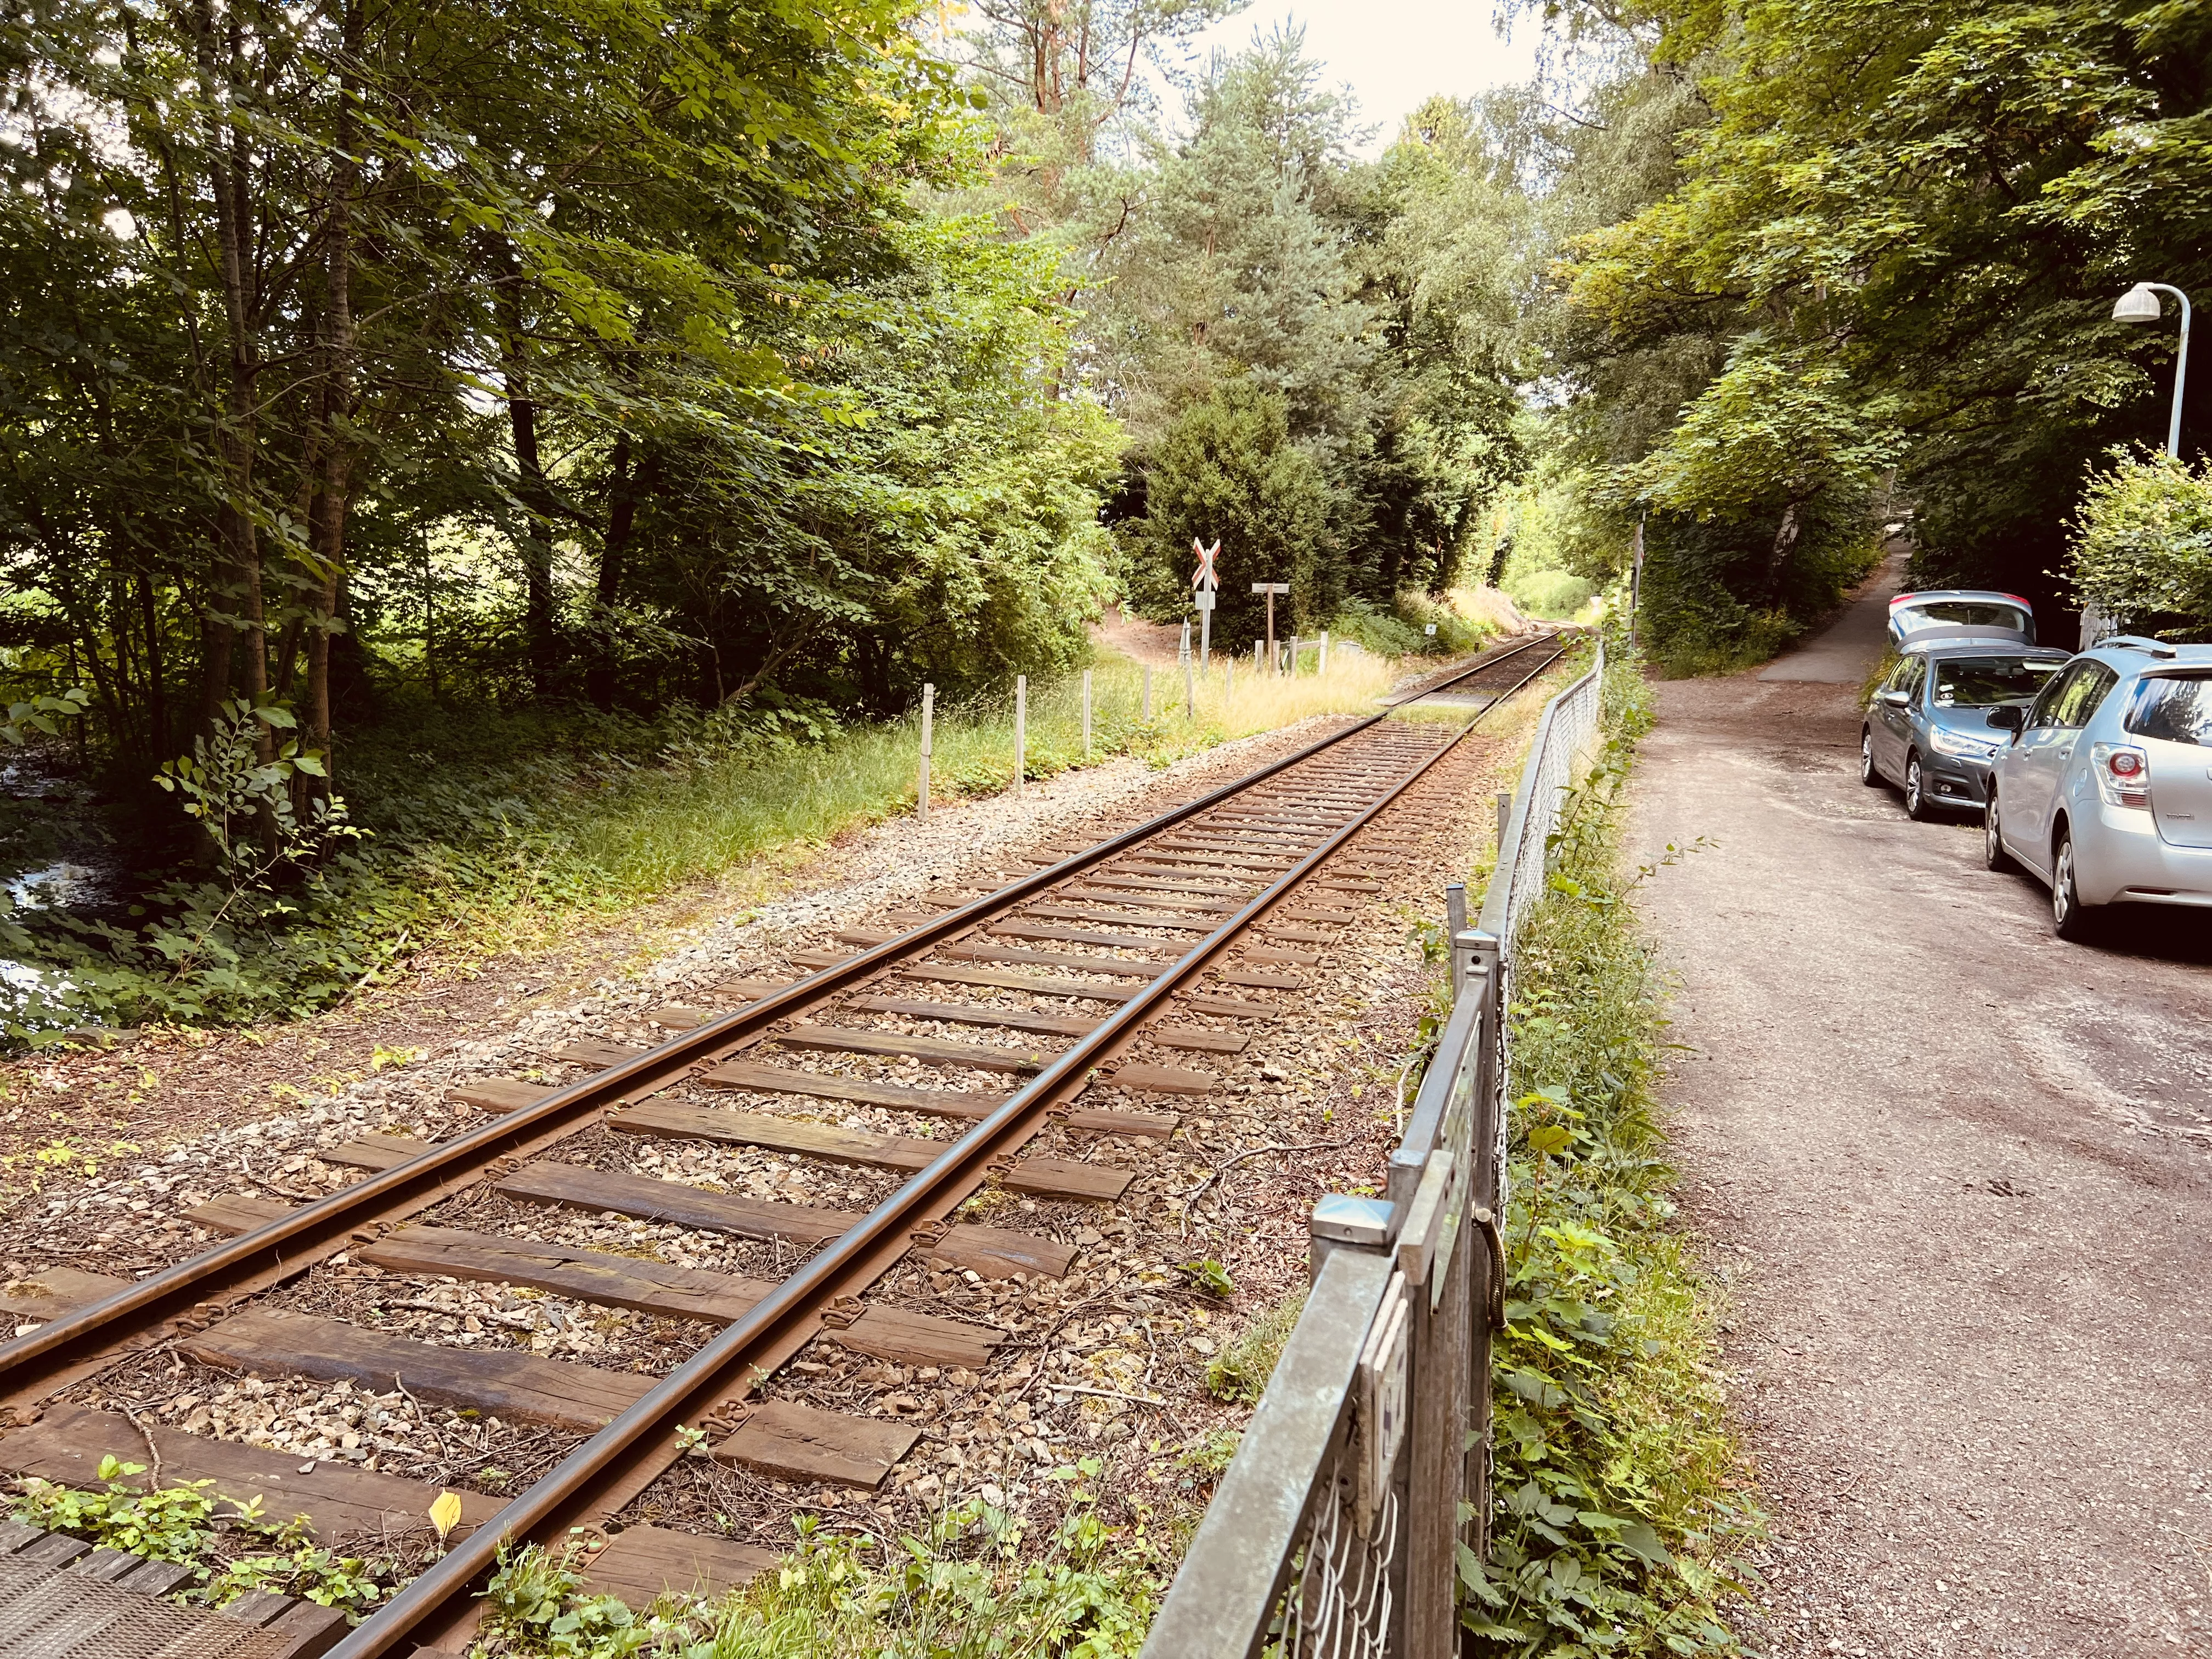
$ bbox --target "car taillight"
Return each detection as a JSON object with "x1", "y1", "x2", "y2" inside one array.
[{"x1": 2091, "y1": 743, "x2": 2151, "y2": 809}]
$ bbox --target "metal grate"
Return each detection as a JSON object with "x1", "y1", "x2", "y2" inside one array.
[
  {"x1": 1278, "y1": 1456, "x2": 1398, "y2": 1659},
  {"x1": 0, "y1": 1554, "x2": 293, "y2": 1659}
]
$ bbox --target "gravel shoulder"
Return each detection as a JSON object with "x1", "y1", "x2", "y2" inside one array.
[{"x1": 1628, "y1": 595, "x2": 2212, "y2": 1656}]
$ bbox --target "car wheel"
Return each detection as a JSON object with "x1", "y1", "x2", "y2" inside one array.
[
  {"x1": 1904, "y1": 752, "x2": 1933, "y2": 820},
  {"x1": 1983, "y1": 790, "x2": 2012, "y2": 872},
  {"x1": 2051, "y1": 830, "x2": 2098, "y2": 941},
  {"x1": 1859, "y1": 728, "x2": 1880, "y2": 787}
]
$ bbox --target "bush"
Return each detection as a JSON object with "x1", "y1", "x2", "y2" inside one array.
[
  {"x1": 2069, "y1": 449, "x2": 2212, "y2": 639},
  {"x1": 1462, "y1": 631, "x2": 1762, "y2": 1655}
]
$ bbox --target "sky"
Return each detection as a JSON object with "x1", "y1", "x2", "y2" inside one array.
[{"x1": 1180, "y1": 0, "x2": 1542, "y2": 156}]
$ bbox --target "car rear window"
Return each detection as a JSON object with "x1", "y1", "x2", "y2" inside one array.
[
  {"x1": 2125, "y1": 675, "x2": 2212, "y2": 747},
  {"x1": 1932, "y1": 657, "x2": 2059, "y2": 707},
  {"x1": 1904, "y1": 601, "x2": 2028, "y2": 631}
]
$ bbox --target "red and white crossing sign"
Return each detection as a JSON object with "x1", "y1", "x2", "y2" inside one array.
[{"x1": 1192, "y1": 539, "x2": 1220, "y2": 592}]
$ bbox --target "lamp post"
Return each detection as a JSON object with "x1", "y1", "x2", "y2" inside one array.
[{"x1": 2113, "y1": 281, "x2": 2192, "y2": 458}]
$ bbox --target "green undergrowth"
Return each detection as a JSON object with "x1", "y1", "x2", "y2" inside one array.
[
  {"x1": 1462, "y1": 636, "x2": 1764, "y2": 1656},
  {"x1": 472, "y1": 1464, "x2": 1172, "y2": 1658},
  {"x1": 0, "y1": 650, "x2": 1394, "y2": 1043},
  {"x1": 11, "y1": 1455, "x2": 408, "y2": 1621}
]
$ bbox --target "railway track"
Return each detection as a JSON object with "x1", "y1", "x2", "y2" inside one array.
[{"x1": 0, "y1": 631, "x2": 1568, "y2": 1656}]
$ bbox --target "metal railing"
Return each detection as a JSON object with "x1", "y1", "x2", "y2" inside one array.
[{"x1": 1142, "y1": 641, "x2": 1605, "y2": 1659}]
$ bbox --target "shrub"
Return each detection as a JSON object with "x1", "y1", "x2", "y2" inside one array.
[{"x1": 2069, "y1": 449, "x2": 2212, "y2": 639}]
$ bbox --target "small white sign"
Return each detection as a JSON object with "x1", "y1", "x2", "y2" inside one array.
[
  {"x1": 1424, "y1": 623, "x2": 1437, "y2": 636},
  {"x1": 1193, "y1": 590, "x2": 1216, "y2": 612}
]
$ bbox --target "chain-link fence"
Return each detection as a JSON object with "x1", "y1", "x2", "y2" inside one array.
[{"x1": 1141, "y1": 640, "x2": 1605, "y2": 1659}]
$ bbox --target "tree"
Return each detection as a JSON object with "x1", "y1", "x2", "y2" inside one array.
[
  {"x1": 1557, "y1": 0, "x2": 2212, "y2": 637},
  {"x1": 1128, "y1": 379, "x2": 1334, "y2": 642}
]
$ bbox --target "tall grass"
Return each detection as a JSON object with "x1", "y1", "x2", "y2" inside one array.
[{"x1": 553, "y1": 648, "x2": 1401, "y2": 905}]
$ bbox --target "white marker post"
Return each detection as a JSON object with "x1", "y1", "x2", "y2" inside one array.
[
  {"x1": 1319, "y1": 630, "x2": 1329, "y2": 674},
  {"x1": 1191, "y1": 538, "x2": 1221, "y2": 670},
  {"x1": 1180, "y1": 620, "x2": 1194, "y2": 718},
  {"x1": 1014, "y1": 675, "x2": 1026, "y2": 797},
  {"x1": 918, "y1": 683, "x2": 933, "y2": 819},
  {"x1": 1252, "y1": 581, "x2": 1289, "y2": 673},
  {"x1": 1081, "y1": 669, "x2": 1092, "y2": 757}
]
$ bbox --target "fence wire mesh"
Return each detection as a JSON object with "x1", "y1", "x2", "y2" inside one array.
[{"x1": 1278, "y1": 1456, "x2": 1397, "y2": 1659}]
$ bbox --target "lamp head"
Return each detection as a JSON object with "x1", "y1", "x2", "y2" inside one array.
[{"x1": 2113, "y1": 283, "x2": 2165, "y2": 323}]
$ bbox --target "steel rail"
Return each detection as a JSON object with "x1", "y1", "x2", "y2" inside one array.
[
  {"x1": 331, "y1": 636, "x2": 1571, "y2": 1657},
  {"x1": 0, "y1": 633, "x2": 1560, "y2": 1414}
]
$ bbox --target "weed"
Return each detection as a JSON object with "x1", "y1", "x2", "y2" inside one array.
[
  {"x1": 1460, "y1": 628, "x2": 1762, "y2": 1656},
  {"x1": 12, "y1": 1457, "x2": 399, "y2": 1621},
  {"x1": 474, "y1": 1461, "x2": 1170, "y2": 1657},
  {"x1": 1175, "y1": 1257, "x2": 1234, "y2": 1297},
  {"x1": 1201, "y1": 1285, "x2": 1306, "y2": 1405}
]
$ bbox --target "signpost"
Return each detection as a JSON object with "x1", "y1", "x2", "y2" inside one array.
[
  {"x1": 1192, "y1": 539, "x2": 1220, "y2": 670},
  {"x1": 1178, "y1": 620, "x2": 1194, "y2": 718},
  {"x1": 1252, "y1": 581, "x2": 1289, "y2": 673}
]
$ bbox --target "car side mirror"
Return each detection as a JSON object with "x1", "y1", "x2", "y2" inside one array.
[
  {"x1": 1876, "y1": 688, "x2": 1909, "y2": 706},
  {"x1": 1987, "y1": 704, "x2": 2025, "y2": 732}
]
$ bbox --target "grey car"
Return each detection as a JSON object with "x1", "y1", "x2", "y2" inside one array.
[
  {"x1": 1985, "y1": 637, "x2": 2212, "y2": 938},
  {"x1": 1861, "y1": 642, "x2": 2069, "y2": 817}
]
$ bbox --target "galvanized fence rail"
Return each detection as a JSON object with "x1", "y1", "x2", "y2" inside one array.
[{"x1": 1141, "y1": 643, "x2": 1606, "y2": 1659}]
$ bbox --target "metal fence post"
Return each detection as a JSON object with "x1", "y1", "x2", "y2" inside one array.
[
  {"x1": 1445, "y1": 883, "x2": 1468, "y2": 1001},
  {"x1": 918, "y1": 683, "x2": 933, "y2": 819},
  {"x1": 1014, "y1": 675, "x2": 1026, "y2": 797}
]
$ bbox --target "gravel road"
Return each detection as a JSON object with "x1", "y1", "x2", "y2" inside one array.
[{"x1": 1629, "y1": 571, "x2": 2212, "y2": 1657}]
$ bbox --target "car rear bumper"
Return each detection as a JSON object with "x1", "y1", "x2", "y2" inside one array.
[{"x1": 2074, "y1": 803, "x2": 2212, "y2": 907}]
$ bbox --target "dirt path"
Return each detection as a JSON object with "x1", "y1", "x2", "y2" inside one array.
[{"x1": 1629, "y1": 580, "x2": 2212, "y2": 1656}]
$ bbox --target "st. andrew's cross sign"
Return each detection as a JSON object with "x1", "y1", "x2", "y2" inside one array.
[{"x1": 1191, "y1": 539, "x2": 1220, "y2": 668}]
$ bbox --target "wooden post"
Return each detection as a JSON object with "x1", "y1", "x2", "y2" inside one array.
[
  {"x1": 1143, "y1": 665, "x2": 1153, "y2": 723},
  {"x1": 1014, "y1": 675, "x2": 1026, "y2": 797},
  {"x1": 1288, "y1": 635, "x2": 1299, "y2": 675},
  {"x1": 1266, "y1": 589, "x2": 1277, "y2": 670},
  {"x1": 1319, "y1": 630, "x2": 1329, "y2": 674},
  {"x1": 918, "y1": 683, "x2": 933, "y2": 819},
  {"x1": 1081, "y1": 669, "x2": 1092, "y2": 757}
]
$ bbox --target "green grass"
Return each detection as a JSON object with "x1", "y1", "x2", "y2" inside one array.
[
  {"x1": 1462, "y1": 634, "x2": 1764, "y2": 1656},
  {"x1": 1, "y1": 648, "x2": 1406, "y2": 1040}
]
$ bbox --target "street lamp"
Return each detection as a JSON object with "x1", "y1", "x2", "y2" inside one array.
[{"x1": 2113, "y1": 281, "x2": 2192, "y2": 457}]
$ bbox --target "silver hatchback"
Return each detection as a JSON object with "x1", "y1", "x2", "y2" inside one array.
[{"x1": 1984, "y1": 638, "x2": 2212, "y2": 938}]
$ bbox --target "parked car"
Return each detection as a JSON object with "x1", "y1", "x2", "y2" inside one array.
[
  {"x1": 1887, "y1": 590, "x2": 2036, "y2": 649},
  {"x1": 1861, "y1": 642, "x2": 2068, "y2": 817},
  {"x1": 1984, "y1": 638, "x2": 2212, "y2": 938}
]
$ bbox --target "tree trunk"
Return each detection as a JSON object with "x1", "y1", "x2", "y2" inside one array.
[
  {"x1": 191, "y1": 0, "x2": 267, "y2": 756},
  {"x1": 492, "y1": 239, "x2": 561, "y2": 697},
  {"x1": 1763, "y1": 502, "x2": 1802, "y2": 601},
  {"x1": 306, "y1": 0, "x2": 360, "y2": 782},
  {"x1": 587, "y1": 433, "x2": 645, "y2": 710},
  {"x1": 138, "y1": 572, "x2": 166, "y2": 758}
]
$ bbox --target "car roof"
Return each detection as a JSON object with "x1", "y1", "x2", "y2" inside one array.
[{"x1": 2086, "y1": 638, "x2": 2212, "y2": 671}]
